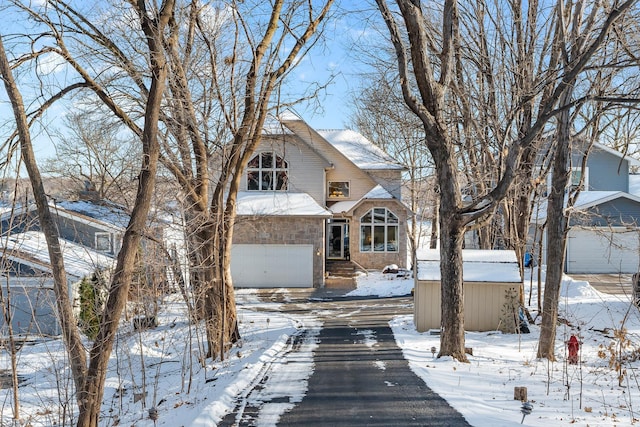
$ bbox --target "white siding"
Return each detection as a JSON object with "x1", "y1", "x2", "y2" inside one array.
[{"x1": 566, "y1": 227, "x2": 640, "y2": 273}]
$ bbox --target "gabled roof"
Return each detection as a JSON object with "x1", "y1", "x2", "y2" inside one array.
[
  {"x1": 316, "y1": 129, "x2": 405, "y2": 171},
  {"x1": 531, "y1": 191, "x2": 640, "y2": 223},
  {"x1": 236, "y1": 192, "x2": 331, "y2": 217},
  {"x1": 276, "y1": 109, "x2": 404, "y2": 172},
  {"x1": 589, "y1": 143, "x2": 640, "y2": 167},
  {"x1": 54, "y1": 200, "x2": 129, "y2": 230},
  {"x1": 329, "y1": 184, "x2": 404, "y2": 215},
  {"x1": 0, "y1": 200, "x2": 129, "y2": 233},
  {"x1": 1, "y1": 231, "x2": 115, "y2": 280}
]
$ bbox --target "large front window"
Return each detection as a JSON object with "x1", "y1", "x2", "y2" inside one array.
[
  {"x1": 360, "y1": 207, "x2": 399, "y2": 253},
  {"x1": 247, "y1": 152, "x2": 288, "y2": 191}
]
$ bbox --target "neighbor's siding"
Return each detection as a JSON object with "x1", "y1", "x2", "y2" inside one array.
[
  {"x1": 580, "y1": 147, "x2": 629, "y2": 192},
  {"x1": 414, "y1": 280, "x2": 519, "y2": 332},
  {"x1": 569, "y1": 198, "x2": 640, "y2": 227}
]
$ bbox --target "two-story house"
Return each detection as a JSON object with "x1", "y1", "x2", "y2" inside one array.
[
  {"x1": 530, "y1": 142, "x2": 640, "y2": 274},
  {"x1": 230, "y1": 111, "x2": 408, "y2": 288}
]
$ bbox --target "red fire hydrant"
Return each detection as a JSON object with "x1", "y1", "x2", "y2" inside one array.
[{"x1": 567, "y1": 335, "x2": 580, "y2": 364}]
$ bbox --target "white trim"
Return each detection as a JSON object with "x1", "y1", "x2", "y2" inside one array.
[{"x1": 95, "y1": 232, "x2": 113, "y2": 253}]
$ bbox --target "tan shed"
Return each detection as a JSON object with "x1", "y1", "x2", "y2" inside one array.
[{"x1": 414, "y1": 249, "x2": 523, "y2": 333}]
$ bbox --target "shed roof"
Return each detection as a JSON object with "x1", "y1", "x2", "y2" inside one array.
[{"x1": 417, "y1": 249, "x2": 522, "y2": 283}]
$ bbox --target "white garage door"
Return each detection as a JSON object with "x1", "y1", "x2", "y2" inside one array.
[
  {"x1": 231, "y1": 244, "x2": 313, "y2": 288},
  {"x1": 566, "y1": 227, "x2": 640, "y2": 274}
]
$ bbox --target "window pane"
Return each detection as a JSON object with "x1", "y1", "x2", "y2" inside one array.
[
  {"x1": 261, "y1": 152, "x2": 273, "y2": 168},
  {"x1": 248, "y1": 155, "x2": 260, "y2": 168},
  {"x1": 261, "y1": 171, "x2": 273, "y2": 190},
  {"x1": 360, "y1": 225, "x2": 371, "y2": 252},
  {"x1": 276, "y1": 171, "x2": 288, "y2": 190},
  {"x1": 387, "y1": 226, "x2": 398, "y2": 251},
  {"x1": 387, "y1": 210, "x2": 398, "y2": 223},
  {"x1": 247, "y1": 171, "x2": 259, "y2": 190},
  {"x1": 361, "y1": 210, "x2": 372, "y2": 223},
  {"x1": 571, "y1": 169, "x2": 582, "y2": 187},
  {"x1": 328, "y1": 182, "x2": 349, "y2": 198},
  {"x1": 373, "y1": 208, "x2": 386, "y2": 223},
  {"x1": 96, "y1": 233, "x2": 112, "y2": 252},
  {"x1": 373, "y1": 226, "x2": 386, "y2": 251},
  {"x1": 276, "y1": 155, "x2": 287, "y2": 169}
]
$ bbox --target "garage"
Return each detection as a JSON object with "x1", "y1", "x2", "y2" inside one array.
[
  {"x1": 231, "y1": 244, "x2": 314, "y2": 287},
  {"x1": 566, "y1": 227, "x2": 640, "y2": 274}
]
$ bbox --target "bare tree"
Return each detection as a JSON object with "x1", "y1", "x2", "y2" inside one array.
[
  {"x1": 42, "y1": 111, "x2": 139, "y2": 206},
  {"x1": 0, "y1": 32, "x2": 89, "y2": 404},
  {"x1": 147, "y1": 0, "x2": 335, "y2": 360},
  {"x1": 3, "y1": 0, "x2": 174, "y2": 424},
  {"x1": 349, "y1": 67, "x2": 435, "y2": 269},
  {"x1": 13, "y1": 0, "x2": 335, "y2": 363},
  {"x1": 538, "y1": 1, "x2": 640, "y2": 359},
  {"x1": 375, "y1": 0, "x2": 638, "y2": 361}
]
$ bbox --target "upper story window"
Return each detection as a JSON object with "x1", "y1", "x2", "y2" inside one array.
[
  {"x1": 360, "y1": 207, "x2": 399, "y2": 253},
  {"x1": 95, "y1": 232, "x2": 113, "y2": 253},
  {"x1": 247, "y1": 152, "x2": 288, "y2": 191},
  {"x1": 328, "y1": 181, "x2": 350, "y2": 199},
  {"x1": 570, "y1": 167, "x2": 588, "y2": 191}
]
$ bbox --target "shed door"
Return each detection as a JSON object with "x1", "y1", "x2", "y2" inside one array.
[
  {"x1": 566, "y1": 227, "x2": 640, "y2": 274},
  {"x1": 231, "y1": 244, "x2": 313, "y2": 288}
]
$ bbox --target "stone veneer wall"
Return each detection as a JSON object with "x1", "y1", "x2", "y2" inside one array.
[
  {"x1": 350, "y1": 200, "x2": 408, "y2": 270},
  {"x1": 233, "y1": 216, "x2": 325, "y2": 287}
]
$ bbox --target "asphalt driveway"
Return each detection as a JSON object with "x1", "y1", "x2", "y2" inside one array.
[{"x1": 220, "y1": 293, "x2": 470, "y2": 426}]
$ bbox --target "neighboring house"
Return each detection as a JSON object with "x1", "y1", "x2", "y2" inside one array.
[
  {"x1": 0, "y1": 199, "x2": 129, "y2": 257},
  {"x1": 530, "y1": 142, "x2": 640, "y2": 274},
  {"x1": 0, "y1": 197, "x2": 170, "y2": 336},
  {"x1": 0, "y1": 231, "x2": 114, "y2": 336},
  {"x1": 414, "y1": 249, "x2": 523, "y2": 332},
  {"x1": 230, "y1": 111, "x2": 408, "y2": 288}
]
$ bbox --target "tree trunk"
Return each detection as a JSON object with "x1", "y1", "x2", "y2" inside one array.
[
  {"x1": 0, "y1": 35, "x2": 88, "y2": 397},
  {"x1": 76, "y1": 2, "x2": 172, "y2": 424},
  {"x1": 438, "y1": 214, "x2": 467, "y2": 361},
  {"x1": 537, "y1": 88, "x2": 573, "y2": 360}
]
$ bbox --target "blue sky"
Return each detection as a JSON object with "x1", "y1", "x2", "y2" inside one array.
[{"x1": 0, "y1": 1, "x2": 378, "y2": 163}]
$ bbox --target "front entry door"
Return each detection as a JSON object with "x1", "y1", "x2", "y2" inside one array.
[{"x1": 327, "y1": 223, "x2": 348, "y2": 259}]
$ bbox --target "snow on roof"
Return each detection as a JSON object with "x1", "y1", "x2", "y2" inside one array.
[
  {"x1": 2, "y1": 231, "x2": 115, "y2": 279},
  {"x1": 54, "y1": 200, "x2": 130, "y2": 229},
  {"x1": 236, "y1": 192, "x2": 331, "y2": 217},
  {"x1": 531, "y1": 191, "x2": 640, "y2": 222},
  {"x1": 417, "y1": 249, "x2": 522, "y2": 283},
  {"x1": 328, "y1": 185, "x2": 397, "y2": 214},
  {"x1": 316, "y1": 129, "x2": 404, "y2": 171},
  {"x1": 363, "y1": 184, "x2": 394, "y2": 199}
]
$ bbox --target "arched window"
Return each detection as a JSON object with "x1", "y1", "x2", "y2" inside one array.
[
  {"x1": 247, "y1": 152, "x2": 288, "y2": 191},
  {"x1": 360, "y1": 207, "x2": 399, "y2": 253}
]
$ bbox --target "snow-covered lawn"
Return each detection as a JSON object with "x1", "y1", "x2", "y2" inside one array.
[{"x1": 1, "y1": 269, "x2": 639, "y2": 426}]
